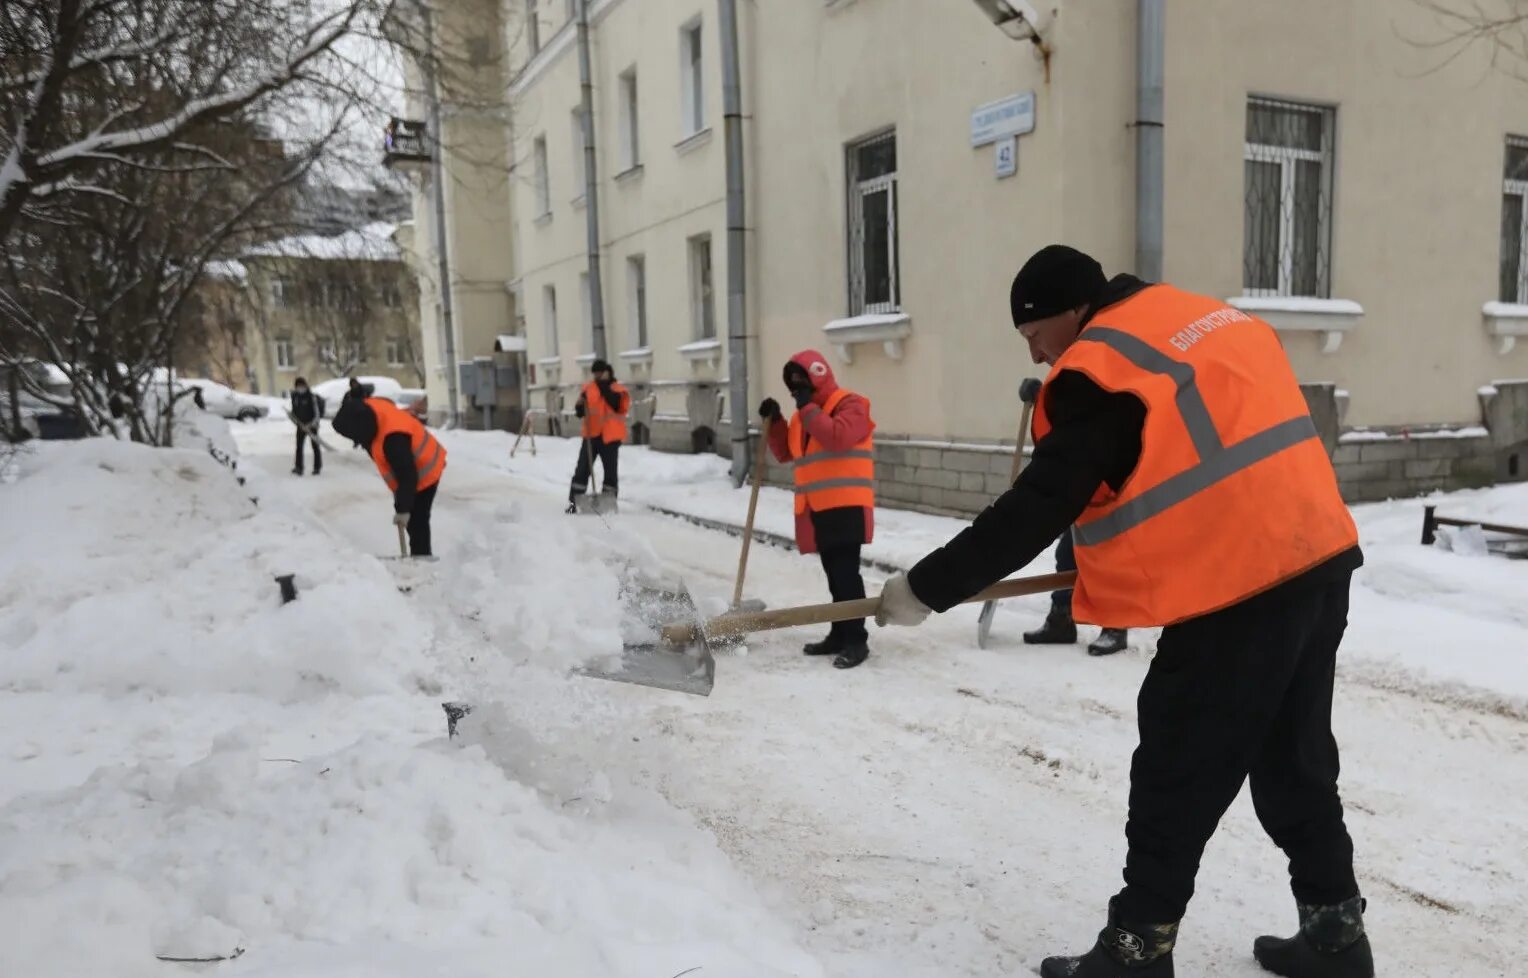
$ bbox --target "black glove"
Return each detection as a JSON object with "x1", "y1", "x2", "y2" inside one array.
[
  {"x1": 758, "y1": 397, "x2": 781, "y2": 420},
  {"x1": 790, "y1": 385, "x2": 814, "y2": 410},
  {"x1": 601, "y1": 386, "x2": 623, "y2": 410},
  {"x1": 574, "y1": 401, "x2": 586, "y2": 419}
]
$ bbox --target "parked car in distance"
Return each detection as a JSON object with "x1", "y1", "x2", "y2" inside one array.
[
  {"x1": 177, "y1": 378, "x2": 270, "y2": 421},
  {"x1": 394, "y1": 388, "x2": 428, "y2": 418},
  {"x1": 312, "y1": 375, "x2": 405, "y2": 406}
]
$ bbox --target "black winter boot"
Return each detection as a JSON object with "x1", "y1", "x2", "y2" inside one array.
[
  {"x1": 1040, "y1": 900, "x2": 1177, "y2": 977},
  {"x1": 802, "y1": 634, "x2": 843, "y2": 657},
  {"x1": 1088, "y1": 628, "x2": 1129, "y2": 656},
  {"x1": 1024, "y1": 607, "x2": 1077, "y2": 645},
  {"x1": 1253, "y1": 898, "x2": 1373, "y2": 978},
  {"x1": 832, "y1": 640, "x2": 869, "y2": 670}
]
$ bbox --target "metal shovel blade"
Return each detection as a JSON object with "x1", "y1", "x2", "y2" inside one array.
[
  {"x1": 573, "y1": 492, "x2": 618, "y2": 515},
  {"x1": 577, "y1": 582, "x2": 716, "y2": 696},
  {"x1": 975, "y1": 599, "x2": 998, "y2": 649}
]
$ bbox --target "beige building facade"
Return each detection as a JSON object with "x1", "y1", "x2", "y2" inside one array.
[{"x1": 420, "y1": 0, "x2": 1528, "y2": 507}]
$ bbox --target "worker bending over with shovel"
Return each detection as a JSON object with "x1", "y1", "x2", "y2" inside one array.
[
  {"x1": 760, "y1": 350, "x2": 876, "y2": 670},
  {"x1": 566, "y1": 359, "x2": 630, "y2": 514},
  {"x1": 875, "y1": 246, "x2": 1369, "y2": 978},
  {"x1": 331, "y1": 395, "x2": 447, "y2": 558}
]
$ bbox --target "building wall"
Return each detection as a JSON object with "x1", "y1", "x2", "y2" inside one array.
[
  {"x1": 1164, "y1": 0, "x2": 1528, "y2": 426},
  {"x1": 240, "y1": 258, "x2": 423, "y2": 397}
]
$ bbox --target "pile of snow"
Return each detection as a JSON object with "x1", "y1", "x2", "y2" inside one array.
[
  {"x1": 0, "y1": 437, "x2": 820, "y2": 978},
  {"x1": 243, "y1": 221, "x2": 400, "y2": 263}
]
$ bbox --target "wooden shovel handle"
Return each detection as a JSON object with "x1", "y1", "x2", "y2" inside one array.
[
  {"x1": 664, "y1": 570, "x2": 1078, "y2": 644},
  {"x1": 731, "y1": 435, "x2": 769, "y2": 607},
  {"x1": 1008, "y1": 401, "x2": 1034, "y2": 483}
]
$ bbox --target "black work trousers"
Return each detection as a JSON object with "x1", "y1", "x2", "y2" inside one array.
[
  {"x1": 1116, "y1": 571, "x2": 1360, "y2": 924},
  {"x1": 819, "y1": 544, "x2": 868, "y2": 643},
  {"x1": 294, "y1": 424, "x2": 322, "y2": 473},
  {"x1": 407, "y1": 483, "x2": 437, "y2": 557},
  {"x1": 569, "y1": 436, "x2": 619, "y2": 500}
]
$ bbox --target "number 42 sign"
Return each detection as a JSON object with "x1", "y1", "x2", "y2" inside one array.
[{"x1": 995, "y1": 135, "x2": 1017, "y2": 179}]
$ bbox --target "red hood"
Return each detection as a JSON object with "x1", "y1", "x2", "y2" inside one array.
[{"x1": 789, "y1": 349, "x2": 838, "y2": 405}]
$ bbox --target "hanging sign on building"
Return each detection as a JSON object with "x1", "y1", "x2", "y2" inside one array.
[{"x1": 971, "y1": 92, "x2": 1036, "y2": 147}]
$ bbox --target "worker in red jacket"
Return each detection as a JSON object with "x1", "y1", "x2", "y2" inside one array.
[{"x1": 760, "y1": 350, "x2": 876, "y2": 669}]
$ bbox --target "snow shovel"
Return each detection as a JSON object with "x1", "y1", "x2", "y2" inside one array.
[
  {"x1": 726, "y1": 434, "x2": 770, "y2": 614},
  {"x1": 584, "y1": 570, "x2": 1079, "y2": 697},
  {"x1": 285, "y1": 409, "x2": 338, "y2": 453},
  {"x1": 578, "y1": 582, "x2": 715, "y2": 696},
  {"x1": 976, "y1": 377, "x2": 1043, "y2": 649},
  {"x1": 572, "y1": 436, "x2": 618, "y2": 515}
]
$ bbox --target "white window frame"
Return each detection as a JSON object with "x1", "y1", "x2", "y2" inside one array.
[
  {"x1": 275, "y1": 336, "x2": 295, "y2": 371},
  {"x1": 532, "y1": 135, "x2": 550, "y2": 218},
  {"x1": 385, "y1": 337, "x2": 404, "y2": 367},
  {"x1": 847, "y1": 130, "x2": 900, "y2": 316},
  {"x1": 271, "y1": 277, "x2": 288, "y2": 308},
  {"x1": 680, "y1": 20, "x2": 704, "y2": 137},
  {"x1": 543, "y1": 284, "x2": 559, "y2": 355},
  {"x1": 1243, "y1": 96, "x2": 1335, "y2": 299},
  {"x1": 571, "y1": 107, "x2": 587, "y2": 202},
  {"x1": 627, "y1": 254, "x2": 648, "y2": 348},
  {"x1": 1502, "y1": 135, "x2": 1528, "y2": 303},
  {"x1": 618, "y1": 67, "x2": 640, "y2": 171},
  {"x1": 579, "y1": 271, "x2": 593, "y2": 352},
  {"x1": 688, "y1": 233, "x2": 716, "y2": 340},
  {"x1": 526, "y1": 0, "x2": 540, "y2": 55}
]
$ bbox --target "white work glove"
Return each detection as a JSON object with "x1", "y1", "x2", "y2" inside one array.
[
  {"x1": 392, "y1": 512, "x2": 409, "y2": 528},
  {"x1": 875, "y1": 572, "x2": 933, "y2": 628}
]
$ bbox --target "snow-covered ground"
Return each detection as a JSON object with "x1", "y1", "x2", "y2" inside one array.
[{"x1": 2, "y1": 420, "x2": 1525, "y2": 977}]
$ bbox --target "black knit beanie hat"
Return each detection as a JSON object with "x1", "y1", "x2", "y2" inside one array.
[{"x1": 1009, "y1": 245, "x2": 1107, "y2": 327}]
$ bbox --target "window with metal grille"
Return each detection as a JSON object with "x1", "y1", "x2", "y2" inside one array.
[
  {"x1": 1500, "y1": 136, "x2": 1528, "y2": 302},
  {"x1": 1243, "y1": 97, "x2": 1335, "y2": 298},
  {"x1": 847, "y1": 130, "x2": 900, "y2": 315}
]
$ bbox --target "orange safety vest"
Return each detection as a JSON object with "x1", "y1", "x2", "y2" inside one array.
[
  {"x1": 366, "y1": 397, "x2": 447, "y2": 493},
  {"x1": 1033, "y1": 284, "x2": 1357, "y2": 628},
  {"x1": 580, "y1": 381, "x2": 630, "y2": 442},
  {"x1": 788, "y1": 388, "x2": 875, "y2": 514}
]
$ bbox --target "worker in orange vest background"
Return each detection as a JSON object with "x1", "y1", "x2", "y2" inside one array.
[
  {"x1": 874, "y1": 246, "x2": 1369, "y2": 978},
  {"x1": 566, "y1": 359, "x2": 630, "y2": 513},
  {"x1": 331, "y1": 394, "x2": 448, "y2": 557},
  {"x1": 760, "y1": 350, "x2": 876, "y2": 670}
]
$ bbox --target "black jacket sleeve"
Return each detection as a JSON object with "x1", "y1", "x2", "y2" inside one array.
[
  {"x1": 906, "y1": 371, "x2": 1147, "y2": 612},
  {"x1": 600, "y1": 384, "x2": 623, "y2": 410},
  {"x1": 382, "y1": 432, "x2": 417, "y2": 513}
]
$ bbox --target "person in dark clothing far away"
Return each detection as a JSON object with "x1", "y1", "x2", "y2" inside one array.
[
  {"x1": 331, "y1": 395, "x2": 447, "y2": 557},
  {"x1": 874, "y1": 245, "x2": 1370, "y2": 978},
  {"x1": 1025, "y1": 528, "x2": 1129, "y2": 655},
  {"x1": 566, "y1": 359, "x2": 631, "y2": 513},
  {"x1": 761, "y1": 350, "x2": 876, "y2": 670},
  {"x1": 342, "y1": 376, "x2": 375, "y2": 406},
  {"x1": 289, "y1": 377, "x2": 326, "y2": 476}
]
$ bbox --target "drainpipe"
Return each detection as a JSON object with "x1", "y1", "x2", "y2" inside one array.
[
  {"x1": 576, "y1": 0, "x2": 607, "y2": 361},
  {"x1": 1135, "y1": 0, "x2": 1164, "y2": 282},
  {"x1": 422, "y1": 0, "x2": 460, "y2": 425},
  {"x1": 719, "y1": 0, "x2": 750, "y2": 485}
]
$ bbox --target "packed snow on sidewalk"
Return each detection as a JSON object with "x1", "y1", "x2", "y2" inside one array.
[
  {"x1": 4, "y1": 420, "x2": 1528, "y2": 978},
  {"x1": 0, "y1": 436, "x2": 820, "y2": 978}
]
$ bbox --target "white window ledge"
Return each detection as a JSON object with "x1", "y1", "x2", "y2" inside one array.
[
  {"x1": 678, "y1": 337, "x2": 722, "y2": 369},
  {"x1": 1227, "y1": 296, "x2": 1362, "y2": 354},
  {"x1": 495, "y1": 334, "x2": 528, "y2": 352},
  {"x1": 536, "y1": 355, "x2": 562, "y2": 368},
  {"x1": 574, "y1": 352, "x2": 597, "y2": 366},
  {"x1": 822, "y1": 312, "x2": 912, "y2": 364},
  {"x1": 674, "y1": 128, "x2": 713, "y2": 156},
  {"x1": 533, "y1": 211, "x2": 552, "y2": 227},
  {"x1": 1482, "y1": 301, "x2": 1528, "y2": 355},
  {"x1": 613, "y1": 164, "x2": 645, "y2": 184},
  {"x1": 619, "y1": 346, "x2": 653, "y2": 365},
  {"x1": 571, "y1": 194, "x2": 587, "y2": 211}
]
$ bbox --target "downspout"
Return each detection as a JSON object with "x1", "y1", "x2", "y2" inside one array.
[
  {"x1": 576, "y1": 0, "x2": 607, "y2": 361},
  {"x1": 1135, "y1": 0, "x2": 1164, "y2": 281},
  {"x1": 422, "y1": 1, "x2": 460, "y2": 425},
  {"x1": 719, "y1": 0, "x2": 749, "y2": 485}
]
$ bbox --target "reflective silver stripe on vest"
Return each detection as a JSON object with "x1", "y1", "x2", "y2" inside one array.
[
  {"x1": 1080, "y1": 327, "x2": 1224, "y2": 459},
  {"x1": 795, "y1": 476, "x2": 875, "y2": 495},
  {"x1": 790, "y1": 449, "x2": 875, "y2": 467},
  {"x1": 1073, "y1": 414, "x2": 1319, "y2": 546},
  {"x1": 415, "y1": 437, "x2": 444, "y2": 481}
]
